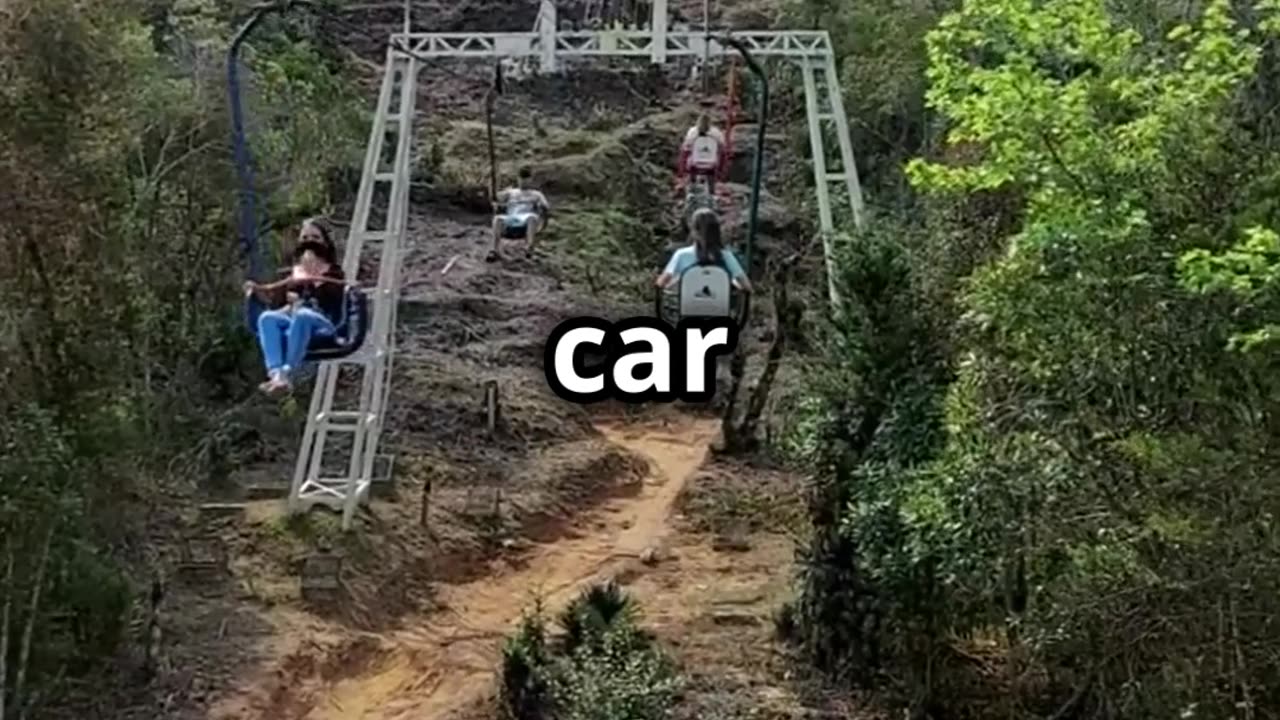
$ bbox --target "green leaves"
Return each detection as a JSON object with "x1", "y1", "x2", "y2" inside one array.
[
  {"x1": 799, "y1": 0, "x2": 1280, "y2": 713},
  {"x1": 499, "y1": 587, "x2": 678, "y2": 720},
  {"x1": 1179, "y1": 227, "x2": 1280, "y2": 349},
  {"x1": 908, "y1": 0, "x2": 1261, "y2": 215},
  {"x1": 245, "y1": 35, "x2": 366, "y2": 219},
  {"x1": 1180, "y1": 226, "x2": 1280, "y2": 297},
  {"x1": 0, "y1": 0, "x2": 367, "y2": 710}
]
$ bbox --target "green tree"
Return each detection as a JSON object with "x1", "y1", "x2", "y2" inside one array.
[
  {"x1": 0, "y1": 0, "x2": 366, "y2": 713},
  {"x1": 795, "y1": 0, "x2": 1280, "y2": 715}
]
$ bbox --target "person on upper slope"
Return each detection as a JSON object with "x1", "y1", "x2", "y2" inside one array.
[
  {"x1": 656, "y1": 207, "x2": 751, "y2": 291},
  {"x1": 244, "y1": 220, "x2": 348, "y2": 395},
  {"x1": 489, "y1": 165, "x2": 550, "y2": 262},
  {"x1": 678, "y1": 112, "x2": 727, "y2": 194}
]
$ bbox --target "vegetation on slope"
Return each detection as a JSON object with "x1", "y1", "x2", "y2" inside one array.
[
  {"x1": 11, "y1": 0, "x2": 1280, "y2": 718},
  {"x1": 785, "y1": 0, "x2": 1280, "y2": 716},
  {"x1": 0, "y1": 0, "x2": 365, "y2": 713}
]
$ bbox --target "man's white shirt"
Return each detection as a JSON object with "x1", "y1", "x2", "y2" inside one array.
[{"x1": 499, "y1": 187, "x2": 548, "y2": 214}]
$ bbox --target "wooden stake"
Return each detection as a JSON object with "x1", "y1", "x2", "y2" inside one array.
[
  {"x1": 420, "y1": 472, "x2": 432, "y2": 529},
  {"x1": 484, "y1": 380, "x2": 499, "y2": 435}
]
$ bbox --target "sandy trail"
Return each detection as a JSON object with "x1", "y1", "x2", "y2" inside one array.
[{"x1": 214, "y1": 417, "x2": 718, "y2": 720}]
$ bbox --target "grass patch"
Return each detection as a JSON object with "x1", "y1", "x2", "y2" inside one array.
[
  {"x1": 427, "y1": 114, "x2": 671, "y2": 208},
  {"x1": 675, "y1": 461, "x2": 807, "y2": 537},
  {"x1": 258, "y1": 510, "x2": 367, "y2": 560},
  {"x1": 431, "y1": 121, "x2": 617, "y2": 188},
  {"x1": 543, "y1": 204, "x2": 658, "y2": 301}
]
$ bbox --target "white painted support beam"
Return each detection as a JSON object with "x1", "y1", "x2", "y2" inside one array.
[
  {"x1": 652, "y1": 0, "x2": 668, "y2": 63},
  {"x1": 391, "y1": 30, "x2": 833, "y2": 59},
  {"x1": 288, "y1": 49, "x2": 418, "y2": 530},
  {"x1": 538, "y1": 0, "x2": 557, "y2": 72}
]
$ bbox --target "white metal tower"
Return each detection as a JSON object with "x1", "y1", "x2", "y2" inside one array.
[
  {"x1": 287, "y1": 2, "x2": 866, "y2": 529},
  {"x1": 287, "y1": 46, "x2": 417, "y2": 529}
]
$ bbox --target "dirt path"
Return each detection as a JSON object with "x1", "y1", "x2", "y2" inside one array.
[{"x1": 212, "y1": 416, "x2": 718, "y2": 720}]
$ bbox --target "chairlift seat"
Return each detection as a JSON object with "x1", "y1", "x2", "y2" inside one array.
[
  {"x1": 244, "y1": 284, "x2": 370, "y2": 362},
  {"x1": 678, "y1": 266, "x2": 733, "y2": 317},
  {"x1": 684, "y1": 179, "x2": 718, "y2": 219},
  {"x1": 654, "y1": 251, "x2": 750, "y2": 329}
]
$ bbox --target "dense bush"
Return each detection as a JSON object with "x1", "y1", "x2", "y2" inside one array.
[
  {"x1": 787, "y1": 0, "x2": 1280, "y2": 715},
  {"x1": 500, "y1": 582, "x2": 680, "y2": 720},
  {"x1": 0, "y1": 0, "x2": 365, "y2": 713}
]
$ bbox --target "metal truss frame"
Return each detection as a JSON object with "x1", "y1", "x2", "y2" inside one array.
[
  {"x1": 287, "y1": 46, "x2": 417, "y2": 529},
  {"x1": 390, "y1": 10, "x2": 864, "y2": 305},
  {"x1": 392, "y1": 28, "x2": 833, "y2": 60}
]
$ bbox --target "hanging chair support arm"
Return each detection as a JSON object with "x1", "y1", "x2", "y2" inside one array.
[
  {"x1": 718, "y1": 34, "x2": 767, "y2": 276},
  {"x1": 227, "y1": 0, "x2": 315, "y2": 281},
  {"x1": 486, "y1": 62, "x2": 503, "y2": 207}
]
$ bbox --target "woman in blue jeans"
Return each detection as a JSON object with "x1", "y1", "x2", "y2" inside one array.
[{"x1": 244, "y1": 222, "x2": 347, "y2": 394}]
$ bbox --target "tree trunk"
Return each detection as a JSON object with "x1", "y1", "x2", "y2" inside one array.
[
  {"x1": 734, "y1": 262, "x2": 799, "y2": 447},
  {"x1": 718, "y1": 347, "x2": 748, "y2": 452},
  {"x1": 13, "y1": 524, "x2": 54, "y2": 720},
  {"x1": 0, "y1": 542, "x2": 14, "y2": 720},
  {"x1": 143, "y1": 576, "x2": 164, "y2": 679},
  {"x1": 719, "y1": 248, "x2": 803, "y2": 455}
]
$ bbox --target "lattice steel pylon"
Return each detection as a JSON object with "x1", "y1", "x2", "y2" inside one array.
[
  {"x1": 287, "y1": 46, "x2": 418, "y2": 529},
  {"x1": 799, "y1": 52, "x2": 864, "y2": 308}
]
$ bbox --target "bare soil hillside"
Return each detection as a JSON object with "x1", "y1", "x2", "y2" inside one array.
[{"x1": 85, "y1": 2, "x2": 849, "y2": 718}]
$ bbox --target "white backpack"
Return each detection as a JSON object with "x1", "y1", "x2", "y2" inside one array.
[
  {"x1": 677, "y1": 265, "x2": 732, "y2": 317},
  {"x1": 688, "y1": 134, "x2": 720, "y2": 171}
]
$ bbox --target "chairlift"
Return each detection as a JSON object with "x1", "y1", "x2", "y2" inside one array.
[
  {"x1": 243, "y1": 283, "x2": 370, "y2": 362},
  {"x1": 656, "y1": 35, "x2": 767, "y2": 331},
  {"x1": 227, "y1": 1, "x2": 370, "y2": 362},
  {"x1": 486, "y1": 61, "x2": 551, "y2": 237}
]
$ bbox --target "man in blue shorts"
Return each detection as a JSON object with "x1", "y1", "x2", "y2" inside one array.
[{"x1": 489, "y1": 166, "x2": 550, "y2": 262}]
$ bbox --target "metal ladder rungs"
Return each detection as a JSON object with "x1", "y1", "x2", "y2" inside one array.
[
  {"x1": 312, "y1": 477, "x2": 372, "y2": 486},
  {"x1": 320, "y1": 410, "x2": 370, "y2": 420},
  {"x1": 298, "y1": 480, "x2": 345, "y2": 494},
  {"x1": 316, "y1": 411, "x2": 376, "y2": 424},
  {"x1": 315, "y1": 354, "x2": 373, "y2": 368},
  {"x1": 374, "y1": 172, "x2": 396, "y2": 182}
]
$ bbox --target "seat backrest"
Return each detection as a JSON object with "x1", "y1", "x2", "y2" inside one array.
[
  {"x1": 334, "y1": 286, "x2": 365, "y2": 346},
  {"x1": 508, "y1": 200, "x2": 537, "y2": 216},
  {"x1": 678, "y1": 265, "x2": 732, "y2": 317}
]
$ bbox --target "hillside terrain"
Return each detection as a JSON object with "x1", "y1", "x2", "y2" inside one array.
[
  {"x1": 7, "y1": 1, "x2": 1280, "y2": 718},
  {"x1": 115, "y1": 1, "x2": 835, "y2": 718}
]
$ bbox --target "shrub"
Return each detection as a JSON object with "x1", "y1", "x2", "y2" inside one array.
[{"x1": 498, "y1": 582, "x2": 679, "y2": 720}]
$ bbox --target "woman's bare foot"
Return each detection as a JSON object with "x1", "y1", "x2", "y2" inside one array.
[{"x1": 259, "y1": 371, "x2": 291, "y2": 395}]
